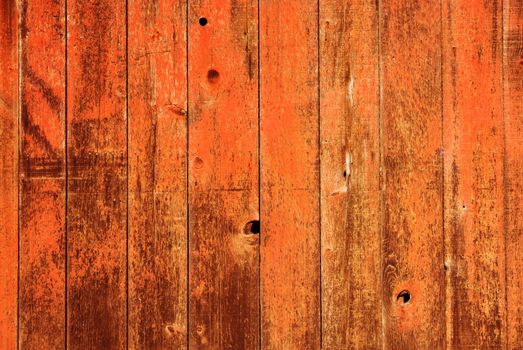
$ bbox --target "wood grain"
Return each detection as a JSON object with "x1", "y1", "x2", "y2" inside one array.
[
  {"x1": 319, "y1": 0, "x2": 381, "y2": 348},
  {"x1": 380, "y1": 0, "x2": 445, "y2": 347},
  {"x1": 128, "y1": 0, "x2": 187, "y2": 348},
  {"x1": 66, "y1": 0, "x2": 127, "y2": 348},
  {"x1": 188, "y1": 0, "x2": 259, "y2": 348},
  {"x1": 503, "y1": 0, "x2": 523, "y2": 348},
  {"x1": 0, "y1": 0, "x2": 18, "y2": 348},
  {"x1": 259, "y1": 1, "x2": 321, "y2": 348},
  {"x1": 18, "y1": 0, "x2": 66, "y2": 348},
  {"x1": 442, "y1": 0, "x2": 506, "y2": 347}
]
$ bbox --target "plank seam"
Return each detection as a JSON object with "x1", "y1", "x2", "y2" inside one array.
[
  {"x1": 125, "y1": 0, "x2": 129, "y2": 346},
  {"x1": 65, "y1": 0, "x2": 69, "y2": 347},
  {"x1": 317, "y1": 0, "x2": 322, "y2": 348},
  {"x1": 377, "y1": 0, "x2": 385, "y2": 348},
  {"x1": 16, "y1": 0, "x2": 21, "y2": 347},
  {"x1": 257, "y1": 0, "x2": 262, "y2": 348},
  {"x1": 185, "y1": 0, "x2": 190, "y2": 348},
  {"x1": 501, "y1": 1, "x2": 509, "y2": 348}
]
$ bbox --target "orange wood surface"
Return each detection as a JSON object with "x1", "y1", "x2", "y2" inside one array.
[
  {"x1": 128, "y1": 0, "x2": 187, "y2": 348},
  {"x1": 19, "y1": 0, "x2": 66, "y2": 348},
  {"x1": 0, "y1": 1, "x2": 18, "y2": 349},
  {"x1": 443, "y1": 0, "x2": 506, "y2": 347},
  {"x1": 1, "y1": 1, "x2": 523, "y2": 349},
  {"x1": 319, "y1": 0, "x2": 381, "y2": 348},
  {"x1": 188, "y1": 1, "x2": 259, "y2": 349}
]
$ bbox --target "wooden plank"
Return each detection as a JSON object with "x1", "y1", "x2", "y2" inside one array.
[
  {"x1": 259, "y1": 1, "x2": 320, "y2": 348},
  {"x1": 380, "y1": 0, "x2": 445, "y2": 347},
  {"x1": 18, "y1": 0, "x2": 66, "y2": 348},
  {"x1": 442, "y1": 0, "x2": 506, "y2": 347},
  {"x1": 127, "y1": 0, "x2": 187, "y2": 348},
  {"x1": 188, "y1": 1, "x2": 259, "y2": 348},
  {"x1": 319, "y1": 0, "x2": 381, "y2": 348},
  {"x1": 66, "y1": 0, "x2": 127, "y2": 348},
  {"x1": 0, "y1": 0, "x2": 18, "y2": 348},
  {"x1": 503, "y1": 0, "x2": 523, "y2": 348}
]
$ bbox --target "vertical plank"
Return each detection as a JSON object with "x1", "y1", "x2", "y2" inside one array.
[
  {"x1": 0, "y1": 0, "x2": 18, "y2": 348},
  {"x1": 380, "y1": 0, "x2": 445, "y2": 347},
  {"x1": 442, "y1": 0, "x2": 506, "y2": 348},
  {"x1": 260, "y1": 1, "x2": 321, "y2": 348},
  {"x1": 503, "y1": 0, "x2": 523, "y2": 348},
  {"x1": 319, "y1": 0, "x2": 381, "y2": 348},
  {"x1": 66, "y1": 0, "x2": 127, "y2": 348},
  {"x1": 188, "y1": 1, "x2": 259, "y2": 348},
  {"x1": 127, "y1": 0, "x2": 187, "y2": 348},
  {"x1": 18, "y1": 0, "x2": 66, "y2": 348}
]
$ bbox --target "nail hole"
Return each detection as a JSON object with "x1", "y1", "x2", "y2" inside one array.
[
  {"x1": 397, "y1": 290, "x2": 411, "y2": 304},
  {"x1": 199, "y1": 17, "x2": 208, "y2": 26},
  {"x1": 244, "y1": 220, "x2": 260, "y2": 235},
  {"x1": 343, "y1": 170, "x2": 347, "y2": 178},
  {"x1": 207, "y1": 69, "x2": 220, "y2": 83}
]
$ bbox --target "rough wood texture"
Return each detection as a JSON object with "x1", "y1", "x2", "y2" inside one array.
[
  {"x1": 3, "y1": 2, "x2": 523, "y2": 349},
  {"x1": 66, "y1": 0, "x2": 127, "y2": 348},
  {"x1": 443, "y1": 0, "x2": 506, "y2": 347},
  {"x1": 260, "y1": 1, "x2": 321, "y2": 348},
  {"x1": 380, "y1": 0, "x2": 445, "y2": 347},
  {"x1": 320, "y1": 0, "x2": 381, "y2": 348},
  {"x1": 18, "y1": 0, "x2": 66, "y2": 348},
  {"x1": 188, "y1": 1, "x2": 259, "y2": 349},
  {"x1": 504, "y1": 0, "x2": 523, "y2": 348},
  {"x1": 128, "y1": 0, "x2": 187, "y2": 348},
  {"x1": 0, "y1": 0, "x2": 18, "y2": 348}
]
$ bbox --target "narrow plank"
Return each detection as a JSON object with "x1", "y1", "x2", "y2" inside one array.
[
  {"x1": 18, "y1": 0, "x2": 66, "y2": 348},
  {"x1": 188, "y1": 1, "x2": 259, "y2": 348},
  {"x1": 0, "y1": 0, "x2": 18, "y2": 348},
  {"x1": 503, "y1": 0, "x2": 523, "y2": 348},
  {"x1": 380, "y1": 0, "x2": 445, "y2": 347},
  {"x1": 319, "y1": 0, "x2": 381, "y2": 348},
  {"x1": 259, "y1": 1, "x2": 321, "y2": 348},
  {"x1": 128, "y1": 0, "x2": 188, "y2": 348},
  {"x1": 442, "y1": 0, "x2": 506, "y2": 347},
  {"x1": 66, "y1": 0, "x2": 127, "y2": 348}
]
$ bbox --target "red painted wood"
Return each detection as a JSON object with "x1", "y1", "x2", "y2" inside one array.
[
  {"x1": 128, "y1": 0, "x2": 188, "y2": 348},
  {"x1": 320, "y1": 0, "x2": 382, "y2": 348},
  {"x1": 443, "y1": 0, "x2": 506, "y2": 347},
  {"x1": 380, "y1": 0, "x2": 445, "y2": 347},
  {"x1": 260, "y1": 1, "x2": 321, "y2": 348},
  {"x1": 504, "y1": 0, "x2": 523, "y2": 347},
  {"x1": 188, "y1": 1, "x2": 260, "y2": 348},
  {"x1": 19, "y1": 0, "x2": 66, "y2": 348},
  {"x1": 0, "y1": 1, "x2": 18, "y2": 348},
  {"x1": 66, "y1": 0, "x2": 127, "y2": 348}
]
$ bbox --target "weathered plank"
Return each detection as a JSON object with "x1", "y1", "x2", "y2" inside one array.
[
  {"x1": 259, "y1": 1, "x2": 320, "y2": 348},
  {"x1": 0, "y1": 0, "x2": 18, "y2": 348},
  {"x1": 319, "y1": 0, "x2": 381, "y2": 348},
  {"x1": 442, "y1": 0, "x2": 506, "y2": 347},
  {"x1": 128, "y1": 0, "x2": 188, "y2": 348},
  {"x1": 380, "y1": 0, "x2": 445, "y2": 347},
  {"x1": 18, "y1": 0, "x2": 66, "y2": 348},
  {"x1": 188, "y1": 0, "x2": 259, "y2": 348},
  {"x1": 503, "y1": 0, "x2": 523, "y2": 348},
  {"x1": 66, "y1": 0, "x2": 127, "y2": 348}
]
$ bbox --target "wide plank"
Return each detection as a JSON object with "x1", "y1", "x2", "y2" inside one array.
[
  {"x1": 442, "y1": 0, "x2": 506, "y2": 347},
  {"x1": 320, "y1": 0, "x2": 382, "y2": 348},
  {"x1": 188, "y1": 0, "x2": 259, "y2": 348},
  {"x1": 18, "y1": 0, "x2": 66, "y2": 348},
  {"x1": 66, "y1": 0, "x2": 127, "y2": 348},
  {"x1": 260, "y1": 1, "x2": 321, "y2": 348},
  {"x1": 380, "y1": 0, "x2": 445, "y2": 347},
  {"x1": 128, "y1": 0, "x2": 188, "y2": 348},
  {"x1": 0, "y1": 0, "x2": 18, "y2": 348}
]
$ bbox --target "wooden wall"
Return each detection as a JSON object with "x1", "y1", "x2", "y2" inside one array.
[{"x1": 0, "y1": 0, "x2": 522, "y2": 348}]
